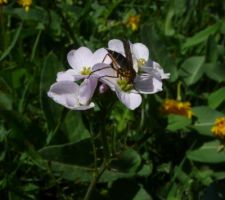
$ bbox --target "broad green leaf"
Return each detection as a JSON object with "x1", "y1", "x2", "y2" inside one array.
[
  {"x1": 206, "y1": 36, "x2": 218, "y2": 62},
  {"x1": 137, "y1": 164, "x2": 152, "y2": 177},
  {"x1": 193, "y1": 168, "x2": 214, "y2": 186},
  {"x1": 63, "y1": 111, "x2": 90, "y2": 142},
  {"x1": 187, "y1": 140, "x2": 225, "y2": 163},
  {"x1": 179, "y1": 56, "x2": 205, "y2": 85},
  {"x1": 39, "y1": 138, "x2": 94, "y2": 166},
  {"x1": 204, "y1": 62, "x2": 225, "y2": 82},
  {"x1": 166, "y1": 114, "x2": 191, "y2": 131},
  {"x1": 182, "y1": 23, "x2": 220, "y2": 50},
  {"x1": 133, "y1": 186, "x2": 152, "y2": 200},
  {"x1": 192, "y1": 106, "x2": 224, "y2": 136},
  {"x1": 208, "y1": 87, "x2": 225, "y2": 109},
  {"x1": 46, "y1": 161, "x2": 134, "y2": 183},
  {"x1": 111, "y1": 148, "x2": 141, "y2": 173}
]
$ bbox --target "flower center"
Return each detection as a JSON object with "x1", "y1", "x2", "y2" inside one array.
[
  {"x1": 81, "y1": 66, "x2": 92, "y2": 75},
  {"x1": 117, "y1": 79, "x2": 133, "y2": 92},
  {"x1": 137, "y1": 58, "x2": 146, "y2": 67}
]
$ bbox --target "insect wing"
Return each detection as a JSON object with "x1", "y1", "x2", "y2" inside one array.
[{"x1": 106, "y1": 48, "x2": 129, "y2": 69}]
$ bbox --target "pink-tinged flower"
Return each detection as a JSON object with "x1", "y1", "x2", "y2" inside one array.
[
  {"x1": 47, "y1": 78, "x2": 97, "y2": 110},
  {"x1": 57, "y1": 47, "x2": 109, "y2": 82},
  {"x1": 92, "y1": 63, "x2": 142, "y2": 110},
  {"x1": 90, "y1": 39, "x2": 169, "y2": 109},
  {"x1": 48, "y1": 39, "x2": 170, "y2": 111}
]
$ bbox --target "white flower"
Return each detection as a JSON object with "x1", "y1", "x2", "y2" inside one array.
[
  {"x1": 140, "y1": 60, "x2": 170, "y2": 80},
  {"x1": 48, "y1": 39, "x2": 170, "y2": 111},
  {"x1": 92, "y1": 63, "x2": 142, "y2": 110},
  {"x1": 90, "y1": 39, "x2": 170, "y2": 109},
  {"x1": 57, "y1": 47, "x2": 109, "y2": 82},
  {"x1": 108, "y1": 39, "x2": 149, "y2": 71},
  {"x1": 47, "y1": 78, "x2": 97, "y2": 110}
]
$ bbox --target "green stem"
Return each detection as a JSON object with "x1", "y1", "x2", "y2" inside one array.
[
  {"x1": 177, "y1": 81, "x2": 182, "y2": 101},
  {"x1": 101, "y1": 126, "x2": 110, "y2": 161},
  {"x1": 83, "y1": 162, "x2": 107, "y2": 200}
]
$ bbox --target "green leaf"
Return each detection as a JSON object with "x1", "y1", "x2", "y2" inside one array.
[
  {"x1": 40, "y1": 52, "x2": 64, "y2": 131},
  {"x1": 137, "y1": 164, "x2": 153, "y2": 177},
  {"x1": 0, "y1": 91, "x2": 13, "y2": 110},
  {"x1": 166, "y1": 114, "x2": 191, "y2": 131},
  {"x1": 187, "y1": 140, "x2": 225, "y2": 163},
  {"x1": 111, "y1": 148, "x2": 141, "y2": 173},
  {"x1": 182, "y1": 23, "x2": 220, "y2": 50},
  {"x1": 192, "y1": 106, "x2": 224, "y2": 136},
  {"x1": 63, "y1": 111, "x2": 90, "y2": 142},
  {"x1": 141, "y1": 24, "x2": 178, "y2": 82},
  {"x1": 204, "y1": 62, "x2": 225, "y2": 82},
  {"x1": 46, "y1": 161, "x2": 134, "y2": 183},
  {"x1": 164, "y1": 9, "x2": 175, "y2": 36},
  {"x1": 0, "y1": 23, "x2": 23, "y2": 62},
  {"x1": 206, "y1": 36, "x2": 218, "y2": 62},
  {"x1": 208, "y1": 87, "x2": 225, "y2": 109},
  {"x1": 179, "y1": 56, "x2": 205, "y2": 85},
  {"x1": 39, "y1": 138, "x2": 94, "y2": 166},
  {"x1": 133, "y1": 186, "x2": 152, "y2": 200},
  {"x1": 5, "y1": 7, "x2": 48, "y2": 23}
]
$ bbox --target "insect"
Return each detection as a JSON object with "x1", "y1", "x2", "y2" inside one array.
[{"x1": 105, "y1": 40, "x2": 136, "y2": 83}]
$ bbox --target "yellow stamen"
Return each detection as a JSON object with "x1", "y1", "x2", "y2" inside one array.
[
  {"x1": 117, "y1": 79, "x2": 133, "y2": 92},
  {"x1": 81, "y1": 66, "x2": 92, "y2": 75},
  {"x1": 137, "y1": 58, "x2": 146, "y2": 67}
]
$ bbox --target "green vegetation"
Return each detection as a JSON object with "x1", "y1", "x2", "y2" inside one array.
[{"x1": 0, "y1": 0, "x2": 225, "y2": 199}]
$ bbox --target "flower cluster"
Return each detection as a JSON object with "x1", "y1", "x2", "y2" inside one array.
[
  {"x1": 211, "y1": 117, "x2": 225, "y2": 139},
  {"x1": 161, "y1": 99, "x2": 193, "y2": 118},
  {"x1": 48, "y1": 39, "x2": 170, "y2": 110}
]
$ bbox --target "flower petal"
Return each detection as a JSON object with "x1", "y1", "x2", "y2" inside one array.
[
  {"x1": 152, "y1": 61, "x2": 170, "y2": 79},
  {"x1": 134, "y1": 75, "x2": 162, "y2": 94},
  {"x1": 92, "y1": 48, "x2": 111, "y2": 65},
  {"x1": 47, "y1": 81, "x2": 79, "y2": 109},
  {"x1": 115, "y1": 87, "x2": 142, "y2": 110},
  {"x1": 92, "y1": 63, "x2": 117, "y2": 90},
  {"x1": 67, "y1": 47, "x2": 93, "y2": 71},
  {"x1": 79, "y1": 77, "x2": 98, "y2": 105},
  {"x1": 108, "y1": 39, "x2": 124, "y2": 54},
  {"x1": 57, "y1": 69, "x2": 85, "y2": 82},
  {"x1": 132, "y1": 43, "x2": 149, "y2": 61},
  {"x1": 142, "y1": 60, "x2": 170, "y2": 79}
]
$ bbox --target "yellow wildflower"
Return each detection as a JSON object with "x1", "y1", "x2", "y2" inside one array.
[
  {"x1": 211, "y1": 117, "x2": 225, "y2": 139},
  {"x1": 0, "y1": 0, "x2": 7, "y2": 5},
  {"x1": 18, "y1": 0, "x2": 32, "y2": 12},
  {"x1": 126, "y1": 15, "x2": 140, "y2": 31},
  {"x1": 161, "y1": 99, "x2": 193, "y2": 119}
]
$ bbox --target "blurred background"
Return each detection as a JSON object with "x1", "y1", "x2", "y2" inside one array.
[{"x1": 0, "y1": 0, "x2": 225, "y2": 199}]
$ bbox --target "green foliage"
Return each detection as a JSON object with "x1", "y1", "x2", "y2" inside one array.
[{"x1": 0, "y1": 0, "x2": 225, "y2": 199}]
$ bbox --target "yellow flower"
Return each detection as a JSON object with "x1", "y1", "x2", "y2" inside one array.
[
  {"x1": 18, "y1": 0, "x2": 32, "y2": 12},
  {"x1": 126, "y1": 15, "x2": 140, "y2": 31},
  {"x1": 211, "y1": 117, "x2": 225, "y2": 139},
  {"x1": 0, "y1": 0, "x2": 7, "y2": 5},
  {"x1": 161, "y1": 99, "x2": 193, "y2": 119}
]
